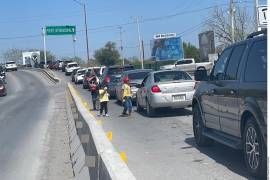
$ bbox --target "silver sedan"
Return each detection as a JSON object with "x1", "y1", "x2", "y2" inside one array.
[{"x1": 136, "y1": 70, "x2": 195, "y2": 117}]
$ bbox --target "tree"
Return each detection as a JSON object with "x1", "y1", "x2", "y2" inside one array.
[
  {"x1": 183, "y1": 42, "x2": 200, "y2": 62},
  {"x1": 39, "y1": 50, "x2": 56, "y2": 62},
  {"x1": 2, "y1": 49, "x2": 23, "y2": 64},
  {"x1": 71, "y1": 56, "x2": 85, "y2": 65},
  {"x1": 207, "y1": 5, "x2": 254, "y2": 50},
  {"x1": 94, "y1": 42, "x2": 120, "y2": 66}
]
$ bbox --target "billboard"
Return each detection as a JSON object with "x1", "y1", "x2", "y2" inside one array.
[
  {"x1": 22, "y1": 51, "x2": 40, "y2": 67},
  {"x1": 151, "y1": 36, "x2": 184, "y2": 61},
  {"x1": 257, "y1": 5, "x2": 267, "y2": 29},
  {"x1": 198, "y1": 31, "x2": 215, "y2": 60}
]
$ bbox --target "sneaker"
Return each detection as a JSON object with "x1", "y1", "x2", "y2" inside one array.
[
  {"x1": 121, "y1": 113, "x2": 128, "y2": 117},
  {"x1": 105, "y1": 114, "x2": 109, "y2": 117}
]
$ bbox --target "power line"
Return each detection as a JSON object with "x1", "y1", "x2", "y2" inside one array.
[
  {"x1": 0, "y1": 34, "x2": 41, "y2": 40},
  {"x1": 0, "y1": 2, "x2": 252, "y2": 40}
]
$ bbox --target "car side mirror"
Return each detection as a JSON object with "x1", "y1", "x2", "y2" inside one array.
[{"x1": 194, "y1": 68, "x2": 208, "y2": 81}]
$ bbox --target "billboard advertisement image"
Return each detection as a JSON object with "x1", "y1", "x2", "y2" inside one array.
[
  {"x1": 22, "y1": 51, "x2": 40, "y2": 67},
  {"x1": 151, "y1": 36, "x2": 184, "y2": 61}
]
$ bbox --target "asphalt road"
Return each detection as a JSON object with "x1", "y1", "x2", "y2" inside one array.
[
  {"x1": 56, "y1": 71, "x2": 262, "y2": 180},
  {"x1": 0, "y1": 70, "x2": 72, "y2": 180}
]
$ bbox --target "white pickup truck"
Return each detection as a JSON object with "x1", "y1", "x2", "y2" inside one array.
[{"x1": 160, "y1": 58, "x2": 213, "y2": 74}]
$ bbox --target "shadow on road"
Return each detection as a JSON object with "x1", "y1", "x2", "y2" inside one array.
[
  {"x1": 185, "y1": 137, "x2": 265, "y2": 180},
  {"x1": 137, "y1": 107, "x2": 192, "y2": 118}
]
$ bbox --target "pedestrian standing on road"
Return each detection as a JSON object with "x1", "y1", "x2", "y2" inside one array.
[
  {"x1": 98, "y1": 84, "x2": 109, "y2": 117},
  {"x1": 121, "y1": 77, "x2": 132, "y2": 116},
  {"x1": 89, "y1": 75, "x2": 99, "y2": 111}
]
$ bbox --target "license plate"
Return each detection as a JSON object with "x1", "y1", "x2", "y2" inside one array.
[{"x1": 173, "y1": 95, "x2": 186, "y2": 101}]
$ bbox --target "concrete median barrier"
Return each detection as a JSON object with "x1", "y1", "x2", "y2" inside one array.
[
  {"x1": 66, "y1": 83, "x2": 136, "y2": 180},
  {"x1": 25, "y1": 68, "x2": 60, "y2": 83}
]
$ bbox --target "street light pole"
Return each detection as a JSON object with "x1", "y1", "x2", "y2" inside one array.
[
  {"x1": 72, "y1": 35, "x2": 76, "y2": 58},
  {"x1": 73, "y1": 0, "x2": 90, "y2": 64},
  {"x1": 118, "y1": 26, "x2": 124, "y2": 66},
  {"x1": 255, "y1": 0, "x2": 259, "y2": 31},
  {"x1": 136, "y1": 17, "x2": 144, "y2": 69},
  {"x1": 42, "y1": 27, "x2": 47, "y2": 67},
  {"x1": 230, "y1": 0, "x2": 235, "y2": 43}
]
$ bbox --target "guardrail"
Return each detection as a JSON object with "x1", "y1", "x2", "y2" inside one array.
[
  {"x1": 23, "y1": 68, "x2": 60, "y2": 83},
  {"x1": 66, "y1": 83, "x2": 136, "y2": 180},
  {"x1": 39, "y1": 68, "x2": 60, "y2": 83}
]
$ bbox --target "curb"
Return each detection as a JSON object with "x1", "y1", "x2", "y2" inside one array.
[{"x1": 66, "y1": 83, "x2": 136, "y2": 180}]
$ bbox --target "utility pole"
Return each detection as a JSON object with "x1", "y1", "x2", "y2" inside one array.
[
  {"x1": 72, "y1": 35, "x2": 76, "y2": 58},
  {"x1": 255, "y1": 0, "x2": 259, "y2": 31},
  {"x1": 73, "y1": 0, "x2": 90, "y2": 64},
  {"x1": 42, "y1": 27, "x2": 47, "y2": 67},
  {"x1": 230, "y1": 0, "x2": 235, "y2": 43},
  {"x1": 118, "y1": 26, "x2": 124, "y2": 66},
  {"x1": 136, "y1": 17, "x2": 144, "y2": 69}
]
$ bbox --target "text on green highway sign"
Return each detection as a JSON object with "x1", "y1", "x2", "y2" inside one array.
[{"x1": 46, "y1": 26, "x2": 76, "y2": 35}]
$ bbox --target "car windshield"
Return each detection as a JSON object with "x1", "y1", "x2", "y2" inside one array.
[
  {"x1": 108, "y1": 66, "x2": 134, "y2": 75},
  {"x1": 128, "y1": 71, "x2": 151, "y2": 80},
  {"x1": 68, "y1": 64, "x2": 78, "y2": 68},
  {"x1": 93, "y1": 68, "x2": 101, "y2": 76},
  {"x1": 77, "y1": 70, "x2": 86, "y2": 75},
  {"x1": 6, "y1": 62, "x2": 15, "y2": 65},
  {"x1": 154, "y1": 71, "x2": 192, "y2": 83}
]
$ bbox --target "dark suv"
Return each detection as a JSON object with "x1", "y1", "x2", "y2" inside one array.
[
  {"x1": 192, "y1": 30, "x2": 267, "y2": 178},
  {"x1": 100, "y1": 65, "x2": 134, "y2": 97}
]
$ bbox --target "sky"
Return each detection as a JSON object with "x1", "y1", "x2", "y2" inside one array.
[{"x1": 0, "y1": 0, "x2": 266, "y2": 62}]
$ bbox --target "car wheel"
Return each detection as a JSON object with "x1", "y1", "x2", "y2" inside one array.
[
  {"x1": 243, "y1": 117, "x2": 266, "y2": 178},
  {"x1": 193, "y1": 104, "x2": 213, "y2": 146},
  {"x1": 146, "y1": 99, "x2": 155, "y2": 117},
  {"x1": 136, "y1": 97, "x2": 143, "y2": 112}
]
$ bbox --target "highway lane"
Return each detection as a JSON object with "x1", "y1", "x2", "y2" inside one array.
[
  {"x1": 0, "y1": 70, "x2": 72, "y2": 180},
  {"x1": 56, "y1": 71, "x2": 256, "y2": 180}
]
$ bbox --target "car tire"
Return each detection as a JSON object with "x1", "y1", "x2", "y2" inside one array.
[
  {"x1": 243, "y1": 117, "x2": 266, "y2": 178},
  {"x1": 146, "y1": 99, "x2": 155, "y2": 117},
  {"x1": 136, "y1": 97, "x2": 143, "y2": 112},
  {"x1": 193, "y1": 104, "x2": 213, "y2": 146}
]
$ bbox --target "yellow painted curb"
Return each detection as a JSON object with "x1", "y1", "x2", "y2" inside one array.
[
  {"x1": 107, "y1": 131, "x2": 113, "y2": 141},
  {"x1": 120, "y1": 152, "x2": 128, "y2": 164}
]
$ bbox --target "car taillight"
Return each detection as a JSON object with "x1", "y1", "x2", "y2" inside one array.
[
  {"x1": 151, "y1": 85, "x2": 161, "y2": 93},
  {"x1": 105, "y1": 76, "x2": 110, "y2": 83}
]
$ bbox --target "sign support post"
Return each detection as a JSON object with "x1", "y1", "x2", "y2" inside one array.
[{"x1": 42, "y1": 27, "x2": 47, "y2": 67}]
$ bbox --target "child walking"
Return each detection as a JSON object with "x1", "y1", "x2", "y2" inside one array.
[
  {"x1": 89, "y1": 75, "x2": 99, "y2": 111},
  {"x1": 121, "y1": 77, "x2": 132, "y2": 116},
  {"x1": 98, "y1": 85, "x2": 109, "y2": 117}
]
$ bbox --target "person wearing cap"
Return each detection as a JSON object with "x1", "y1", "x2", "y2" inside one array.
[
  {"x1": 98, "y1": 84, "x2": 109, "y2": 117},
  {"x1": 121, "y1": 76, "x2": 132, "y2": 116}
]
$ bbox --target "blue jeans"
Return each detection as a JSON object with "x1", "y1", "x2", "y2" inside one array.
[{"x1": 123, "y1": 97, "x2": 132, "y2": 114}]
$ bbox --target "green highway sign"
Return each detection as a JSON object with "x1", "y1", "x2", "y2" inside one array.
[{"x1": 46, "y1": 26, "x2": 76, "y2": 35}]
